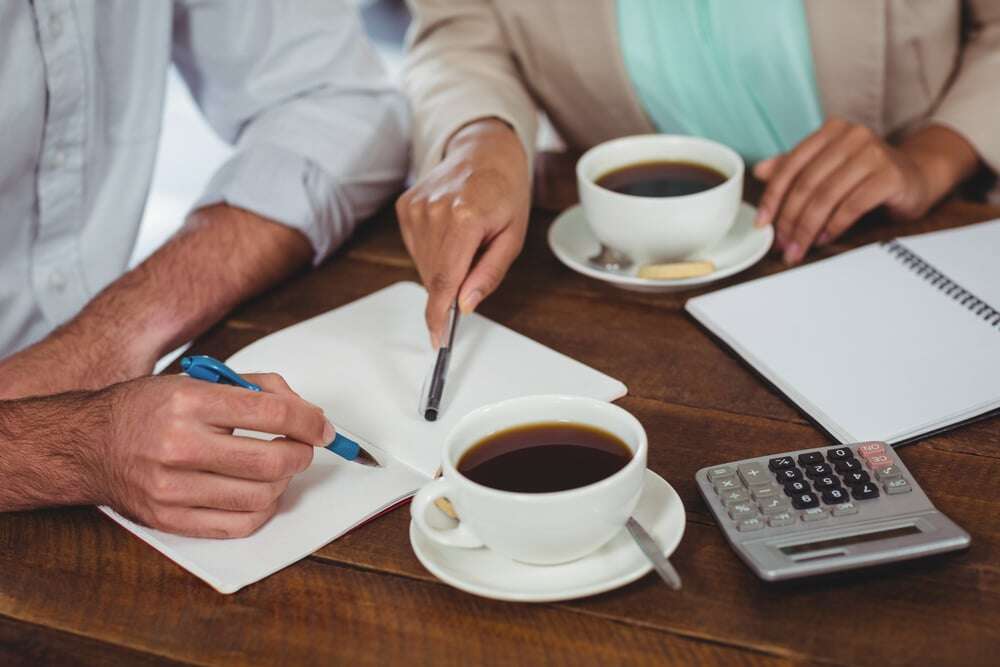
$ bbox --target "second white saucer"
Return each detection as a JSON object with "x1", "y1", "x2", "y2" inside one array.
[
  {"x1": 409, "y1": 470, "x2": 685, "y2": 602},
  {"x1": 547, "y1": 201, "x2": 773, "y2": 293}
]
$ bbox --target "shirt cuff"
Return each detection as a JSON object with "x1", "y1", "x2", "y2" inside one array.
[{"x1": 192, "y1": 144, "x2": 351, "y2": 265}]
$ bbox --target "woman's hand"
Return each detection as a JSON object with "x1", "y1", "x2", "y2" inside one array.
[
  {"x1": 396, "y1": 118, "x2": 531, "y2": 348},
  {"x1": 754, "y1": 118, "x2": 979, "y2": 265}
]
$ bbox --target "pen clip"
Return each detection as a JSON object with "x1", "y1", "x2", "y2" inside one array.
[{"x1": 181, "y1": 355, "x2": 261, "y2": 391}]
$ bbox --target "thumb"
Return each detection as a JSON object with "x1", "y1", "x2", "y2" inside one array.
[{"x1": 458, "y1": 228, "x2": 524, "y2": 314}]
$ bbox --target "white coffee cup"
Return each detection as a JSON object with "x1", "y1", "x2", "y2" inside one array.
[
  {"x1": 410, "y1": 395, "x2": 648, "y2": 565},
  {"x1": 576, "y1": 134, "x2": 745, "y2": 265}
]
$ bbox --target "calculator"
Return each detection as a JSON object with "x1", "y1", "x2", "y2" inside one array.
[{"x1": 696, "y1": 442, "x2": 970, "y2": 581}]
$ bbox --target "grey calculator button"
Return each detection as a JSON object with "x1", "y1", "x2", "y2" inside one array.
[
  {"x1": 760, "y1": 497, "x2": 792, "y2": 515},
  {"x1": 728, "y1": 503, "x2": 758, "y2": 520},
  {"x1": 714, "y1": 475, "x2": 741, "y2": 492},
  {"x1": 768, "y1": 512, "x2": 795, "y2": 527},
  {"x1": 737, "y1": 462, "x2": 770, "y2": 486},
  {"x1": 721, "y1": 488, "x2": 750, "y2": 507},
  {"x1": 802, "y1": 507, "x2": 829, "y2": 522},
  {"x1": 876, "y1": 465, "x2": 903, "y2": 480},
  {"x1": 752, "y1": 484, "x2": 781, "y2": 500},
  {"x1": 738, "y1": 517, "x2": 765, "y2": 532},
  {"x1": 707, "y1": 466, "x2": 734, "y2": 480},
  {"x1": 832, "y1": 502, "x2": 858, "y2": 516},
  {"x1": 884, "y1": 478, "x2": 912, "y2": 494}
]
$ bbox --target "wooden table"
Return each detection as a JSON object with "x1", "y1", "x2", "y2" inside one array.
[{"x1": 3, "y1": 194, "x2": 999, "y2": 666}]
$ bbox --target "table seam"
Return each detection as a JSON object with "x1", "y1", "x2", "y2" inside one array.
[{"x1": 0, "y1": 613, "x2": 199, "y2": 667}]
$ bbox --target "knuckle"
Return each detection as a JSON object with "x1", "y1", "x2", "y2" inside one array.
[
  {"x1": 261, "y1": 372, "x2": 287, "y2": 389},
  {"x1": 406, "y1": 198, "x2": 425, "y2": 222},
  {"x1": 838, "y1": 199, "x2": 863, "y2": 222},
  {"x1": 147, "y1": 503, "x2": 175, "y2": 531},
  {"x1": 426, "y1": 196, "x2": 451, "y2": 220},
  {"x1": 245, "y1": 487, "x2": 275, "y2": 512},
  {"x1": 429, "y1": 271, "x2": 458, "y2": 295},
  {"x1": 450, "y1": 200, "x2": 480, "y2": 225},
  {"x1": 148, "y1": 470, "x2": 177, "y2": 502},
  {"x1": 158, "y1": 432, "x2": 192, "y2": 467},
  {"x1": 849, "y1": 123, "x2": 875, "y2": 141},
  {"x1": 258, "y1": 453, "x2": 288, "y2": 481},
  {"x1": 477, "y1": 266, "x2": 506, "y2": 292},
  {"x1": 826, "y1": 116, "x2": 848, "y2": 129},
  {"x1": 165, "y1": 385, "x2": 197, "y2": 417},
  {"x1": 262, "y1": 397, "x2": 291, "y2": 428},
  {"x1": 237, "y1": 510, "x2": 272, "y2": 538}
]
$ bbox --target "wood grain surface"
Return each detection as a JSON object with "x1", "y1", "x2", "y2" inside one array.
[{"x1": 2, "y1": 190, "x2": 999, "y2": 665}]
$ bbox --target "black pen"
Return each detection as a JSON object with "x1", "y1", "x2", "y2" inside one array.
[{"x1": 420, "y1": 302, "x2": 459, "y2": 421}]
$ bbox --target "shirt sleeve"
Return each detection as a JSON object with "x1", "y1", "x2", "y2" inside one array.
[
  {"x1": 172, "y1": 0, "x2": 409, "y2": 263},
  {"x1": 929, "y1": 0, "x2": 1000, "y2": 176},
  {"x1": 404, "y1": 0, "x2": 539, "y2": 178}
]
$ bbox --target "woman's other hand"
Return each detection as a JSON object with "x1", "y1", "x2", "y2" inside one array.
[{"x1": 754, "y1": 118, "x2": 979, "y2": 265}]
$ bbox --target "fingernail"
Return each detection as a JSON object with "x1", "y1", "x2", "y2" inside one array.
[
  {"x1": 783, "y1": 243, "x2": 801, "y2": 266},
  {"x1": 817, "y1": 231, "x2": 831, "y2": 246},
  {"x1": 460, "y1": 289, "x2": 483, "y2": 314},
  {"x1": 322, "y1": 420, "x2": 335, "y2": 446},
  {"x1": 430, "y1": 331, "x2": 440, "y2": 350}
]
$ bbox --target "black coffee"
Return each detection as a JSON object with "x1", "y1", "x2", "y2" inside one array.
[
  {"x1": 596, "y1": 160, "x2": 727, "y2": 197},
  {"x1": 457, "y1": 422, "x2": 632, "y2": 493}
]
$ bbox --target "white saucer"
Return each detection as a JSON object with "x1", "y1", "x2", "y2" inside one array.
[
  {"x1": 547, "y1": 202, "x2": 773, "y2": 293},
  {"x1": 409, "y1": 470, "x2": 685, "y2": 602}
]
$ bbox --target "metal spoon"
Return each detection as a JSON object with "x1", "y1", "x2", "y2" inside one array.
[
  {"x1": 626, "y1": 517, "x2": 682, "y2": 590},
  {"x1": 587, "y1": 244, "x2": 634, "y2": 273}
]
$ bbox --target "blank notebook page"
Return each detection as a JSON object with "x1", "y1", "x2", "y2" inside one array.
[{"x1": 686, "y1": 221, "x2": 1000, "y2": 444}]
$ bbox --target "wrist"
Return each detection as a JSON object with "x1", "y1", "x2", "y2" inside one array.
[
  {"x1": 0, "y1": 389, "x2": 111, "y2": 509},
  {"x1": 899, "y1": 124, "x2": 980, "y2": 207},
  {"x1": 445, "y1": 117, "x2": 523, "y2": 158}
]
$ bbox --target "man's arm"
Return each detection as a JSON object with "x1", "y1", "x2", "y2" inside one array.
[
  {"x1": 0, "y1": 206, "x2": 311, "y2": 399},
  {"x1": 0, "y1": 373, "x2": 329, "y2": 538},
  {"x1": 0, "y1": 1, "x2": 408, "y2": 398}
]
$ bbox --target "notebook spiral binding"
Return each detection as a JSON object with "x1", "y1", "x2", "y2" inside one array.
[{"x1": 884, "y1": 240, "x2": 1000, "y2": 328}]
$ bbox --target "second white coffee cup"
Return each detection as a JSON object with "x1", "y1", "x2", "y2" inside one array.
[
  {"x1": 576, "y1": 134, "x2": 744, "y2": 265},
  {"x1": 410, "y1": 395, "x2": 648, "y2": 565}
]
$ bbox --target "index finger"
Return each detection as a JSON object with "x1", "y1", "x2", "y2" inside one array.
[
  {"x1": 203, "y1": 385, "x2": 332, "y2": 447},
  {"x1": 756, "y1": 119, "x2": 849, "y2": 228},
  {"x1": 425, "y1": 208, "x2": 484, "y2": 347}
]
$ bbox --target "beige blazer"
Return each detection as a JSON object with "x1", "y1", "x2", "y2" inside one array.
[{"x1": 404, "y1": 0, "x2": 1000, "y2": 182}]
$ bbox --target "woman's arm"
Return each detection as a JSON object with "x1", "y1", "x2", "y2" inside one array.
[{"x1": 401, "y1": 0, "x2": 538, "y2": 344}]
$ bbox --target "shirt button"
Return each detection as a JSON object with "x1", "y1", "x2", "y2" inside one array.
[
  {"x1": 52, "y1": 150, "x2": 66, "y2": 169},
  {"x1": 49, "y1": 15, "x2": 63, "y2": 38},
  {"x1": 48, "y1": 270, "x2": 67, "y2": 292}
]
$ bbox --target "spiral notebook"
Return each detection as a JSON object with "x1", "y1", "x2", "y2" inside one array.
[{"x1": 686, "y1": 220, "x2": 1000, "y2": 445}]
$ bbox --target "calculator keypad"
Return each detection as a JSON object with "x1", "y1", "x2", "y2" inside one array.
[{"x1": 705, "y1": 442, "x2": 915, "y2": 529}]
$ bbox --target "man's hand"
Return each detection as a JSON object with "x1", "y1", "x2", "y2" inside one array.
[
  {"x1": 0, "y1": 373, "x2": 332, "y2": 538},
  {"x1": 396, "y1": 118, "x2": 531, "y2": 347},
  {"x1": 754, "y1": 119, "x2": 979, "y2": 265}
]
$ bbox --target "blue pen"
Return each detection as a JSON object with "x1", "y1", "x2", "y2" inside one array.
[{"x1": 180, "y1": 355, "x2": 381, "y2": 467}]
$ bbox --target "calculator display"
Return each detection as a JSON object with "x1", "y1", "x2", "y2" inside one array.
[{"x1": 779, "y1": 525, "x2": 921, "y2": 556}]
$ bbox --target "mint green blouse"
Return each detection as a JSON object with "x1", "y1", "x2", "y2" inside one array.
[{"x1": 617, "y1": 0, "x2": 824, "y2": 164}]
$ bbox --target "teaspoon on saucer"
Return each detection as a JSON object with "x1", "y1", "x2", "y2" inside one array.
[
  {"x1": 626, "y1": 517, "x2": 682, "y2": 590},
  {"x1": 588, "y1": 244, "x2": 634, "y2": 273}
]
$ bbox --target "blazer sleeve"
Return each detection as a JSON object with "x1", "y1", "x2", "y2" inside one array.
[
  {"x1": 404, "y1": 0, "x2": 539, "y2": 178},
  {"x1": 930, "y1": 0, "x2": 1000, "y2": 175}
]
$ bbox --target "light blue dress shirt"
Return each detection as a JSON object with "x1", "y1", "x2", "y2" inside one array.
[
  {"x1": 617, "y1": 0, "x2": 824, "y2": 164},
  {"x1": 0, "y1": 0, "x2": 409, "y2": 357}
]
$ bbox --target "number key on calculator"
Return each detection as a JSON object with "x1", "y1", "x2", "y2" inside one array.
[{"x1": 696, "y1": 442, "x2": 970, "y2": 581}]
